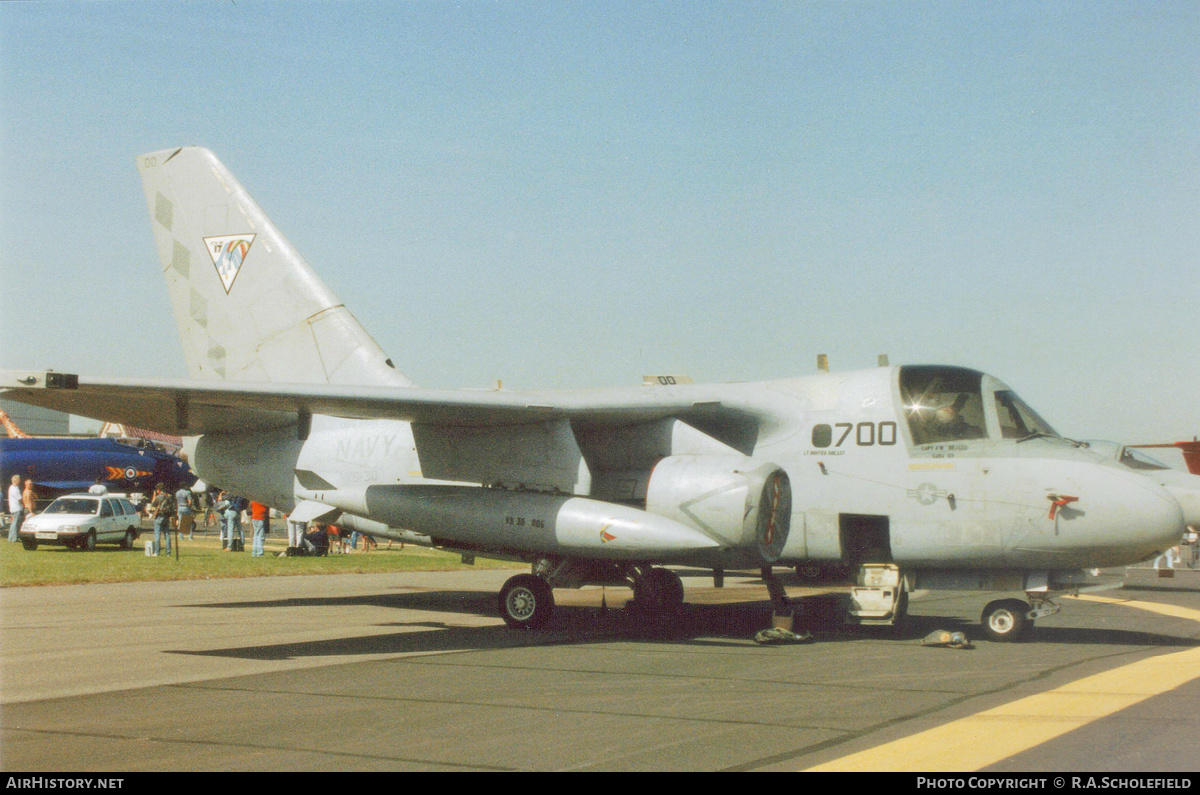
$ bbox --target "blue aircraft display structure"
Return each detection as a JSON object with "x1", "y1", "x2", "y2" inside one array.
[{"x1": 0, "y1": 437, "x2": 196, "y2": 499}]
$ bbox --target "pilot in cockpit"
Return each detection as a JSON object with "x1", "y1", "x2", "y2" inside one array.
[
  {"x1": 900, "y1": 366, "x2": 992, "y2": 446},
  {"x1": 933, "y1": 394, "x2": 980, "y2": 441}
]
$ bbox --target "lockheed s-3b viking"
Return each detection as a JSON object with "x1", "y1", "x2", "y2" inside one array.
[{"x1": 1, "y1": 148, "x2": 1184, "y2": 640}]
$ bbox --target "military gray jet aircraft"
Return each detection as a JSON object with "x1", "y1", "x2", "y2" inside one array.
[{"x1": 1, "y1": 147, "x2": 1185, "y2": 640}]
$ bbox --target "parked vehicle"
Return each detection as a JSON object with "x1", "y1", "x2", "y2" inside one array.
[{"x1": 18, "y1": 493, "x2": 141, "y2": 551}]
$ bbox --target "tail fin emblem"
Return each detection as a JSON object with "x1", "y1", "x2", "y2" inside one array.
[{"x1": 203, "y1": 234, "x2": 256, "y2": 294}]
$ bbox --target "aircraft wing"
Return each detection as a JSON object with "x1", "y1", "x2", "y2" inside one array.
[{"x1": 0, "y1": 370, "x2": 762, "y2": 454}]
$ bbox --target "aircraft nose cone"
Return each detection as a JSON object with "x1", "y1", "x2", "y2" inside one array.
[
  {"x1": 1140, "y1": 487, "x2": 1187, "y2": 555},
  {"x1": 1044, "y1": 463, "x2": 1185, "y2": 568},
  {"x1": 1093, "y1": 468, "x2": 1186, "y2": 563}
]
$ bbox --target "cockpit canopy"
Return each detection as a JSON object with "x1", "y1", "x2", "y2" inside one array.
[
  {"x1": 900, "y1": 365, "x2": 1057, "y2": 446},
  {"x1": 1084, "y1": 440, "x2": 1173, "y2": 472}
]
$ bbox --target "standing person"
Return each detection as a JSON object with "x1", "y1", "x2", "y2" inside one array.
[
  {"x1": 202, "y1": 490, "x2": 216, "y2": 535},
  {"x1": 22, "y1": 479, "x2": 37, "y2": 524},
  {"x1": 286, "y1": 514, "x2": 305, "y2": 555},
  {"x1": 222, "y1": 492, "x2": 244, "y2": 551},
  {"x1": 148, "y1": 482, "x2": 176, "y2": 556},
  {"x1": 176, "y1": 485, "x2": 195, "y2": 540},
  {"x1": 216, "y1": 491, "x2": 230, "y2": 549},
  {"x1": 1153, "y1": 542, "x2": 1180, "y2": 571},
  {"x1": 250, "y1": 501, "x2": 269, "y2": 557},
  {"x1": 8, "y1": 474, "x2": 24, "y2": 543}
]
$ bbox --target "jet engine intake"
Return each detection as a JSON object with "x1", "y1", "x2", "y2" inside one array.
[{"x1": 644, "y1": 455, "x2": 791, "y2": 564}]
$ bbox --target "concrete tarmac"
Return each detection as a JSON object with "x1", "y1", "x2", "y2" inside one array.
[{"x1": 2, "y1": 566, "x2": 1198, "y2": 771}]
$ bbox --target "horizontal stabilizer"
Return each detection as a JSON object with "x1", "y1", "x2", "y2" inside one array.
[
  {"x1": 287, "y1": 500, "x2": 342, "y2": 525},
  {"x1": 294, "y1": 470, "x2": 338, "y2": 491}
]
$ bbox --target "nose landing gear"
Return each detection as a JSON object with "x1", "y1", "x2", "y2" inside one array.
[{"x1": 981, "y1": 593, "x2": 1061, "y2": 642}]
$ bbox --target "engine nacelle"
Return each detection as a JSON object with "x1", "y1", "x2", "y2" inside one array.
[
  {"x1": 190, "y1": 429, "x2": 303, "y2": 510},
  {"x1": 307, "y1": 484, "x2": 723, "y2": 562},
  {"x1": 645, "y1": 455, "x2": 791, "y2": 563}
]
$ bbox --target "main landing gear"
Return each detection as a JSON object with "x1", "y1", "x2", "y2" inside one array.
[
  {"x1": 630, "y1": 566, "x2": 685, "y2": 612},
  {"x1": 498, "y1": 574, "x2": 555, "y2": 629},
  {"x1": 497, "y1": 560, "x2": 687, "y2": 629}
]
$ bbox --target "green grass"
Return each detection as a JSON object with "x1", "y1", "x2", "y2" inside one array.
[{"x1": 1, "y1": 527, "x2": 521, "y2": 587}]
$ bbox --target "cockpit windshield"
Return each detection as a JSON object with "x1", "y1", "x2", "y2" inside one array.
[
  {"x1": 900, "y1": 365, "x2": 1061, "y2": 447},
  {"x1": 1119, "y1": 448, "x2": 1171, "y2": 471},
  {"x1": 900, "y1": 366, "x2": 988, "y2": 445},
  {"x1": 1083, "y1": 440, "x2": 1172, "y2": 471},
  {"x1": 994, "y1": 390, "x2": 1057, "y2": 439},
  {"x1": 1113, "y1": 451, "x2": 1171, "y2": 470}
]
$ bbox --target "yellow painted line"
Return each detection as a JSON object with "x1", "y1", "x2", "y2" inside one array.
[
  {"x1": 1071, "y1": 592, "x2": 1200, "y2": 622},
  {"x1": 804, "y1": 596, "x2": 1200, "y2": 772}
]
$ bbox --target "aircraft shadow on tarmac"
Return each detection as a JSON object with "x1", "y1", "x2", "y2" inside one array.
[
  {"x1": 169, "y1": 590, "x2": 806, "y2": 661},
  {"x1": 1016, "y1": 626, "x2": 1198, "y2": 647},
  {"x1": 167, "y1": 585, "x2": 1197, "y2": 662}
]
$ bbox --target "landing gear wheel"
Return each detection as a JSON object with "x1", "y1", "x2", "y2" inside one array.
[
  {"x1": 632, "y1": 567, "x2": 685, "y2": 611},
  {"x1": 982, "y1": 598, "x2": 1032, "y2": 642},
  {"x1": 498, "y1": 574, "x2": 555, "y2": 629}
]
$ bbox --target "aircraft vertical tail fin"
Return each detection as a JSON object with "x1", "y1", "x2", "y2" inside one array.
[
  {"x1": 1178, "y1": 441, "x2": 1200, "y2": 476},
  {"x1": 137, "y1": 147, "x2": 411, "y2": 388}
]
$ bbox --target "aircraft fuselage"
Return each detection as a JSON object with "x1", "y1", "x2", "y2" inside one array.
[{"x1": 188, "y1": 365, "x2": 1184, "y2": 576}]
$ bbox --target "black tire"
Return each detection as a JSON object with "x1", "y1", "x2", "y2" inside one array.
[
  {"x1": 122, "y1": 529, "x2": 136, "y2": 550},
  {"x1": 498, "y1": 574, "x2": 554, "y2": 629},
  {"x1": 20, "y1": 537, "x2": 37, "y2": 551},
  {"x1": 83, "y1": 531, "x2": 97, "y2": 551},
  {"x1": 633, "y1": 567, "x2": 685, "y2": 610},
  {"x1": 982, "y1": 598, "x2": 1032, "y2": 642}
]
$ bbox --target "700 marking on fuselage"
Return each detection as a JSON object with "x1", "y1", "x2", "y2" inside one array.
[{"x1": 811, "y1": 421, "x2": 899, "y2": 449}]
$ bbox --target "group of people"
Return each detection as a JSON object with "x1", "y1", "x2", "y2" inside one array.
[
  {"x1": 144, "y1": 484, "x2": 274, "y2": 557},
  {"x1": 6, "y1": 475, "x2": 36, "y2": 543},
  {"x1": 6, "y1": 473, "x2": 363, "y2": 558},
  {"x1": 145, "y1": 483, "x2": 364, "y2": 558},
  {"x1": 283, "y1": 517, "x2": 379, "y2": 556},
  {"x1": 1152, "y1": 526, "x2": 1199, "y2": 570}
]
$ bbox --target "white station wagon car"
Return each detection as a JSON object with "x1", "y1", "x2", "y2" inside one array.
[{"x1": 19, "y1": 493, "x2": 142, "y2": 551}]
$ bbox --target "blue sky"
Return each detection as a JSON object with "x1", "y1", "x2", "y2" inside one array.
[{"x1": 1, "y1": 1, "x2": 1196, "y2": 456}]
